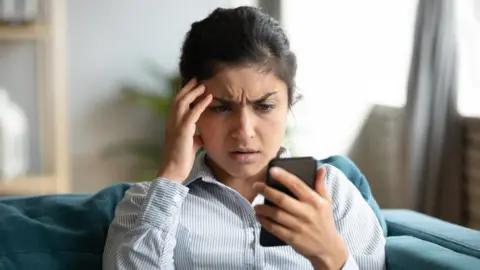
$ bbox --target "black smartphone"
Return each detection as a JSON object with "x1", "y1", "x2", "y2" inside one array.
[{"x1": 259, "y1": 156, "x2": 317, "y2": 247}]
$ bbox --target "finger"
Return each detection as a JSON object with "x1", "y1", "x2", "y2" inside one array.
[
  {"x1": 314, "y1": 167, "x2": 331, "y2": 203},
  {"x1": 254, "y1": 204, "x2": 301, "y2": 231},
  {"x1": 256, "y1": 214, "x2": 295, "y2": 244},
  {"x1": 177, "y1": 85, "x2": 206, "y2": 112},
  {"x1": 269, "y1": 167, "x2": 318, "y2": 203},
  {"x1": 254, "y1": 182, "x2": 305, "y2": 217},
  {"x1": 175, "y1": 78, "x2": 198, "y2": 101},
  {"x1": 185, "y1": 94, "x2": 212, "y2": 125}
]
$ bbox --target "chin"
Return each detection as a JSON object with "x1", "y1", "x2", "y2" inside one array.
[{"x1": 224, "y1": 161, "x2": 267, "y2": 179}]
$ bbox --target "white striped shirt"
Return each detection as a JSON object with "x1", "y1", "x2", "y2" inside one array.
[{"x1": 103, "y1": 150, "x2": 386, "y2": 269}]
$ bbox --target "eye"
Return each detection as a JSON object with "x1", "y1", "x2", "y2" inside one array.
[
  {"x1": 255, "y1": 103, "x2": 276, "y2": 112},
  {"x1": 209, "y1": 105, "x2": 232, "y2": 113}
]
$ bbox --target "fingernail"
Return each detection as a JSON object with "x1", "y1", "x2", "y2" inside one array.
[{"x1": 270, "y1": 167, "x2": 280, "y2": 174}]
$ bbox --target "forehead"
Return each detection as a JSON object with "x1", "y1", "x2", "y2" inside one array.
[{"x1": 202, "y1": 66, "x2": 287, "y2": 99}]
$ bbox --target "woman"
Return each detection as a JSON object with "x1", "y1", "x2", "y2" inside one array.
[{"x1": 103, "y1": 6, "x2": 386, "y2": 270}]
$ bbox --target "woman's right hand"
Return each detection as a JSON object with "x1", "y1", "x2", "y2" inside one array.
[{"x1": 157, "y1": 78, "x2": 212, "y2": 183}]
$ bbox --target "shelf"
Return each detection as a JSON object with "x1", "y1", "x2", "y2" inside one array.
[
  {"x1": 0, "y1": 1, "x2": 70, "y2": 196},
  {"x1": 0, "y1": 23, "x2": 47, "y2": 40},
  {"x1": 0, "y1": 176, "x2": 56, "y2": 195}
]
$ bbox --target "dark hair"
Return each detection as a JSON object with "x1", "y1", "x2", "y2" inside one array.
[{"x1": 179, "y1": 6, "x2": 299, "y2": 106}]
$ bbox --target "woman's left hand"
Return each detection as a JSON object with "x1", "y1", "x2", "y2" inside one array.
[{"x1": 253, "y1": 166, "x2": 349, "y2": 270}]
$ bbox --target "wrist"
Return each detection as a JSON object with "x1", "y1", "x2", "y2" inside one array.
[
  {"x1": 157, "y1": 167, "x2": 186, "y2": 184},
  {"x1": 311, "y1": 257, "x2": 345, "y2": 270},
  {"x1": 311, "y1": 237, "x2": 349, "y2": 270},
  {"x1": 312, "y1": 256, "x2": 348, "y2": 270}
]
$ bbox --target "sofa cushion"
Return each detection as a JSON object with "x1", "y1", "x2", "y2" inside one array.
[
  {"x1": 0, "y1": 183, "x2": 132, "y2": 270},
  {"x1": 386, "y1": 236, "x2": 480, "y2": 270},
  {"x1": 383, "y1": 209, "x2": 480, "y2": 259}
]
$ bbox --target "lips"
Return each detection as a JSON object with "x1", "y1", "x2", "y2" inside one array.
[
  {"x1": 228, "y1": 148, "x2": 260, "y2": 164},
  {"x1": 229, "y1": 148, "x2": 259, "y2": 154}
]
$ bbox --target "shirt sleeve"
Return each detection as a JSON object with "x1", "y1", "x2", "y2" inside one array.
[
  {"x1": 324, "y1": 164, "x2": 387, "y2": 270},
  {"x1": 102, "y1": 178, "x2": 189, "y2": 270},
  {"x1": 341, "y1": 253, "x2": 360, "y2": 270}
]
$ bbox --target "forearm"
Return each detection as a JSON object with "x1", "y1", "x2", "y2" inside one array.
[{"x1": 103, "y1": 179, "x2": 189, "y2": 270}]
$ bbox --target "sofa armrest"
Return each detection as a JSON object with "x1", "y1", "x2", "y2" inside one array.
[
  {"x1": 387, "y1": 236, "x2": 480, "y2": 270},
  {"x1": 382, "y1": 209, "x2": 480, "y2": 259}
]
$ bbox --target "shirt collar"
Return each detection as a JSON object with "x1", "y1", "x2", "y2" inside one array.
[{"x1": 182, "y1": 146, "x2": 292, "y2": 187}]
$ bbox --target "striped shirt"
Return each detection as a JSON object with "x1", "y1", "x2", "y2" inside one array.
[{"x1": 103, "y1": 150, "x2": 386, "y2": 270}]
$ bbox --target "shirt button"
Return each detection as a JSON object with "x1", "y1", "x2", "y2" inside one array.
[{"x1": 172, "y1": 194, "x2": 182, "y2": 203}]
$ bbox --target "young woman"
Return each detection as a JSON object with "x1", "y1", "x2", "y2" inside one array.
[{"x1": 103, "y1": 6, "x2": 386, "y2": 270}]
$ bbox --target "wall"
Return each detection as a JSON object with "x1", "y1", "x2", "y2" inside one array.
[{"x1": 67, "y1": 0, "x2": 253, "y2": 192}]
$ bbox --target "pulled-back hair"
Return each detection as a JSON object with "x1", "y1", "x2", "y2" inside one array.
[{"x1": 179, "y1": 6, "x2": 299, "y2": 106}]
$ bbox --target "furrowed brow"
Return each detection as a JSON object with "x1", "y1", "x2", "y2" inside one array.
[{"x1": 212, "y1": 91, "x2": 278, "y2": 105}]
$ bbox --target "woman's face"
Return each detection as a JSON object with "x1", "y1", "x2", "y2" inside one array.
[{"x1": 197, "y1": 66, "x2": 289, "y2": 179}]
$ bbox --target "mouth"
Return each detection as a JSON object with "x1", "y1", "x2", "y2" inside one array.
[
  {"x1": 229, "y1": 148, "x2": 260, "y2": 154},
  {"x1": 228, "y1": 148, "x2": 261, "y2": 163}
]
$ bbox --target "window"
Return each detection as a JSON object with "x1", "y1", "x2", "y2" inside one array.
[
  {"x1": 281, "y1": 0, "x2": 417, "y2": 157},
  {"x1": 456, "y1": 0, "x2": 480, "y2": 117}
]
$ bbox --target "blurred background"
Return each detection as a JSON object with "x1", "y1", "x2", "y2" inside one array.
[{"x1": 0, "y1": 0, "x2": 479, "y2": 230}]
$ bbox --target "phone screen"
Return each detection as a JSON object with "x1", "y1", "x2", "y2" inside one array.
[{"x1": 259, "y1": 156, "x2": 317, "y2": 247}]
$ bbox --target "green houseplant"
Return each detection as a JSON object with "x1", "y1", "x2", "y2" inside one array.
[{"x1": 103, "y1": 63, "x2": 180, "y2": 181}]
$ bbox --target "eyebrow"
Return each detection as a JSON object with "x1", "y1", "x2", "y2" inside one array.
[{"x1": 212, "y1": 91, "x2": 278, "y2": 105}]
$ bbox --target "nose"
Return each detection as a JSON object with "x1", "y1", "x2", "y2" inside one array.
[{"x1": 231, "y1": 108, "x2": 256, "y2": 140}]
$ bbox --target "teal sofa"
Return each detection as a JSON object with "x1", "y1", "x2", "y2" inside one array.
[{"x1": 0, "y1": 156, "x2": 479, "y2": 270}]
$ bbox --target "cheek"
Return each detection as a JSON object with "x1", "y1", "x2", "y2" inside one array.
[
  {"x1": 197, "y1": 114, "x2": 224, "y2": 142},
  {"x1": 261, "y1": 108, "x2": 289, "y2": 129}
]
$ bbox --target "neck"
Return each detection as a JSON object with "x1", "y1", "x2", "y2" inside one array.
[{"x1": 206, "y1": 156, "x2": 265, "y2": 203}]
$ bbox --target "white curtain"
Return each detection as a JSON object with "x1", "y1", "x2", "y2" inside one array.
[{"x1": 404, "y1": 0, "x2": 464, "y2": 224}]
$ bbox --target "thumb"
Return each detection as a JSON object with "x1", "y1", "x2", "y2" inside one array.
[{"x1": 314, "y1": 167, "x2": 331, "y2": 202}]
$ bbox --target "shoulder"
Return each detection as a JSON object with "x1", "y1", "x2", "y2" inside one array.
[
  {"x1": 323, "y1": 163, "x2": 382, "y2": 227},
  {"x1": 322, "y1": 164, "x2": 359, "y2": 204},
  {"x1": 317, "y1": 155, "x2": 374, "y2": 201},
  {"x1": 317, "y1": 155, "x2": 365, "y2": 187},
  {"x1": 322, "y1": 163, "x2": 376, "y2": 221}
]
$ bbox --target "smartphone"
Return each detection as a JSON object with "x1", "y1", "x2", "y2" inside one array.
[{"x1": 259, "y1": 156, "x2": 317, "y2": 247}]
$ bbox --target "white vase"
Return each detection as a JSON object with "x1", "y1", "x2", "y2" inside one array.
[{"x1": 0, "y1": 88, "x2": 29, "y2": 180}]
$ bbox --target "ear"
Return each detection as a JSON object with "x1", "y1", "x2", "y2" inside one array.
[{"x1": 194, "y1": 124, "x2": 200, "y2": 135}]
